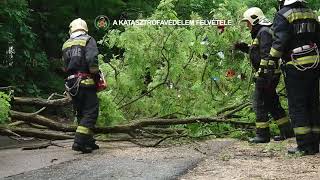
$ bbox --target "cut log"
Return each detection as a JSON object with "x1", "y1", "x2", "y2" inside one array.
[
  {"x1": 10, "y1": 110, "x2": 76, "y2": 132},
  {"x1": 13, "y1": 96, "x2": 71, "y2": 106},
  {"x1": 0, "y1": 126, "x2": 73, "y2": 140}
]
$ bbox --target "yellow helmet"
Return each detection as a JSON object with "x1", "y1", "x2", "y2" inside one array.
[
  {"x1": 69, "y1": 18, "x2": 88, "y2": 34},
  {"x1": 242, "y1": 7, "x2": 272, "y2": 26}
]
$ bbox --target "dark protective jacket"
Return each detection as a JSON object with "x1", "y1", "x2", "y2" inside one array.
[
  {"x1": 62, "y1": 34, "x2": 99, "y2": 76},
  {"x1": 269, "y1": 3, "x2": 320, "y2": 62},
  {"x1": 249, "y1": 25, "x2": 274, "y2": 71}
]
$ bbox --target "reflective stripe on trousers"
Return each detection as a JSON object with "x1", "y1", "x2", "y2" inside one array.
[{"x1": 76, "y1": 126, "x2": 93, "y2": 135}]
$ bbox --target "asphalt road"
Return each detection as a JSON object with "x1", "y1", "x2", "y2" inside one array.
[{"x1": 0, "y1": 139, "x2": 234, "y2": 180}]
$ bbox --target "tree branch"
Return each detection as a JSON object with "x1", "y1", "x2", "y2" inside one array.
[
  {"x1": 107, "y1": 61, "x2": 119, "y2": 81},
  {"x1": 222, "y1": 102, "x2": 251, "y2": 118},
  {"x1": 175, "y1": 48, "x2": 195, "y2": 85},
  {"x1": 118, "y1": 29, "x2": 175, "y2": 109},
  {"x1": 10, "y1": 110, "x2": 76, "y2": 132},
  {"x1": 118, "y1": 82, "x2": 166, "y2": 109},
  {"x1": 93, "y1": 116, "x2": 254, "y2": 134},
  {"x1": 201, "y1": 59, "x2": 209, "y2": 82},
  {"x1": 0, "y1": 125, "x2": 74, "y2": 140},
  {"x1": 212, "y1": 79, "x2": 226, "y2": 95},
  {"x1": 217, "y1": 101, "x2": 250, "y2": 115},
  {"x1": 13, "y1": 94, "x2": 71, "y2": 106},
  {"x1": 0, "y1": 86, "x2": 17, "y2": 90}
]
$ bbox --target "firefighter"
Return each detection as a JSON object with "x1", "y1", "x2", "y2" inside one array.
[
  {"x1": 265, "y1": 0, "x2": 320, "y2": 155},
  {"x1": 62, "y1": 18, "x2": 100, "y2": 153},
  {"x1": 234, "y1": 7, "x2": 294, "y2": 143}
]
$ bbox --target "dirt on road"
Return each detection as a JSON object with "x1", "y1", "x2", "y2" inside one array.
[{"x1": 181, "y1": 139, "x2": 320, "y2": 180}]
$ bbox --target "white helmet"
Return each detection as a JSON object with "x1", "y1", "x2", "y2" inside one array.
[
  {"x1": 283, "y1": 0, "x2": 307, "y2": 6},
  {"x1": 278, "y1": 0, "x2": 285, "y2": 10},
  {"x1": 242, "y1": 7, "x2": 272, "y2": 26},
  {"x1": 69, "y1": 18, "x2": 88, "y2": 34}
]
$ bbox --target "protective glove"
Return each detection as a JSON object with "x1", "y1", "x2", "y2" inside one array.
[
  {"x1": 256, "y1": 60, "x2": 268, "y2": 78},
  {"x1": 256, "y1": 59, "x2": 280, "y2": 90},
  {"x1": 257, "y1": 57, "x2": 279, "y2": 78},
  {"x1": 266, "y1": 58, "x2": 278, "y2": 77},
  {"x1": 233, "y1": 42, "x2": 249, "y2": 54}
]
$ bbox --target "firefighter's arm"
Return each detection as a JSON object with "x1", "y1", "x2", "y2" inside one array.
[
  {"x1": 257, "y1": 30, "x2": 273, "y2": 77},
  {"x1": 269, "y1": 13, "x2": 291, "y2": 61},
  {"x1": 85, "y1": 37, "x2": 99, "y2": 74}
]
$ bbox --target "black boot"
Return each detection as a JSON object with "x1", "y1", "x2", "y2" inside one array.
[
  {"x1": 89, "y1": 137, "x2": 100, "y2": 150},
  {"x1": 312, "y1": 143, "x2": 320, "y2": 153},
  {"x1": 274, "y1": 131, "x2": 295, "y2": 141},
  {"x1": 273, "y1": 135, "x2": 285, "y2": 141},
  {"x1": 73, "y1": 133, "x2": 93, "y2": 153},
  {"x1": 288, "y1": 145, "x2": 318, "y2": 155},
  {"x1": 249, "y1": 128, "x2": 270, "y2": 143},
  {"x1": 72, "y1": 142, "x2": 92, "y2": 153},
  {"x1": 276, "y1": 123, "x2": 295, "y2": 141},
  {"x1": 249, "y1": 135, "x2": 270, "y2": 143}
]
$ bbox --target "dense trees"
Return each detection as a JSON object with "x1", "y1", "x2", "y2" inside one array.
[{"x1": 0, "y1": 0, "x2": 161, "y2": 95}]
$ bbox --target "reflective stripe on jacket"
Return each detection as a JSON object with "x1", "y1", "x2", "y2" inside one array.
[
  {"x1": 270, "y1": 4, "x2": 320, "y2": 61},
  {"x1": 62, "y1": 34, "x2": 99, "y2": 75}
]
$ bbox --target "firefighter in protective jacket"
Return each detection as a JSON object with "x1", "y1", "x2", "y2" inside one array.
[
  {"x1": 62, "y1": 18, "x2": 100, "y2": 153},
  {"x1": 234, "y1": 7, "x2": 294, "y2": 143},
  {"x1": 266, "y1": 0, "x2": 320, "y2": 155}
]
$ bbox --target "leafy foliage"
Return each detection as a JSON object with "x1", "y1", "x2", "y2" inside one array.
[
  {"x1": 0, "y1": 92, "x2": 11, "y2": 124},
  {"x1": 0, "y1": 0, "x2": 63, "y2": 95},
  {"x1": 99, "y1": 0, "x2": 253, "y2": 127}
]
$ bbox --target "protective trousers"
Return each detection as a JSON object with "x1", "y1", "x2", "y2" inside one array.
[
  {"x1": 253, "y1": 76, "x2": 292, "y2": 138},
  {"x1": 284, "y1": 66, "x2": 320, "y2": 151},
  {"x1": 71, "y1": 86, "x2": 99, "y2": 146}
]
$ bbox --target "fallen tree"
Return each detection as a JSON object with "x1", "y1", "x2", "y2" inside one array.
[
  {"x1": 1, "y1": 95, "x2": 253, "y2": 143},
  {"x1": 5, "y1": 111, "x2": 254, "y2": 138}
]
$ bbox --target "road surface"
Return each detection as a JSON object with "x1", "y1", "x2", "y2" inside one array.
[{"x1": 1, "y1": 139, "x2": 234, "y2": 180}]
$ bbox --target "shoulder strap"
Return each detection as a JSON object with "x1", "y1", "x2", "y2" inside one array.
[{"x1": 62, "y1": 35, "x2": 91, "y2": 50}]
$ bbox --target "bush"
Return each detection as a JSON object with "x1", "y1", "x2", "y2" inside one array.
[{"x1": 0, "y1": 92, "x2": 11, "y2": 124}]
